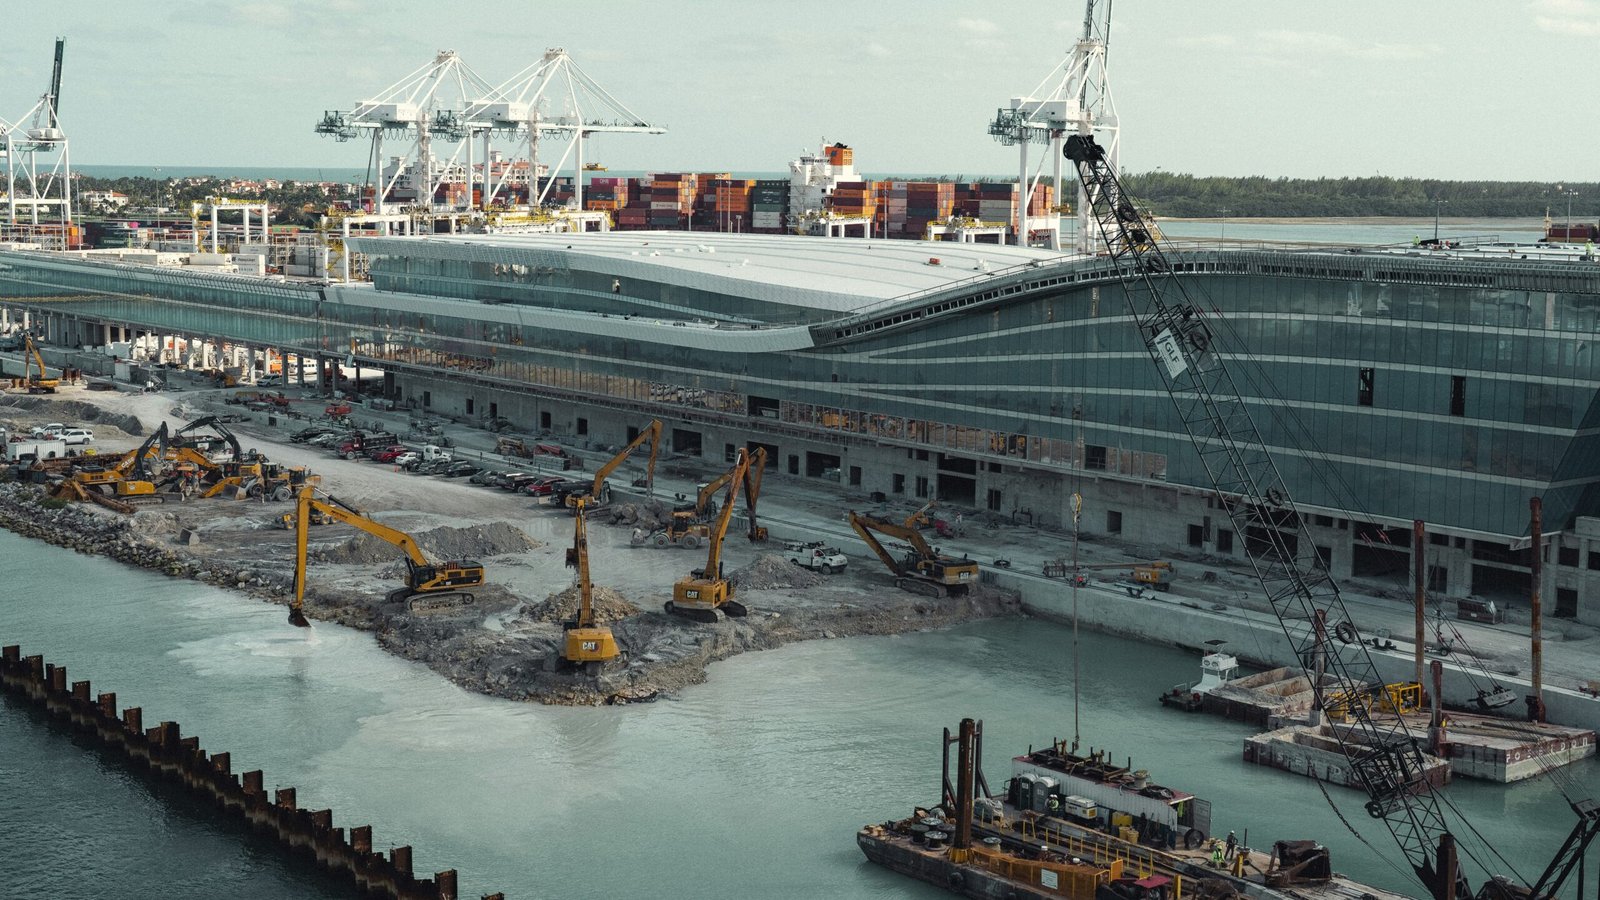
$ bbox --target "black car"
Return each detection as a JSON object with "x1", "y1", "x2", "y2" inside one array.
[
  {"x1": 441, "y1": 461, "x2": 480, "y2": 478},
  {"x1": 291, "y1": 427, "x2": 336, "y2": 443}
]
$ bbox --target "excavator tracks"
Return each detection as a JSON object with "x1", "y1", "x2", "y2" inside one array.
[{"x1": 405, "y1": 592, "x2": 476, "y2": 615}]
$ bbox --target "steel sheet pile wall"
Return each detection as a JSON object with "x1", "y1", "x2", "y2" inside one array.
[{"x1": 0, "y1": 644, "x2": 495, "y2": 900}]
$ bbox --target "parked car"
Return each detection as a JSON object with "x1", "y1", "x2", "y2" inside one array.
[
  {"x1": 307, "y1": 432, "x2": 344, "y2": 448},
  {"x1": 501, "y1": 472, "x2": 544, "y2": 492},
  {"x1": 441, "y1": 461, "x2": 480, "y2": 478},
  {"x1": 418, "y1": 458, "x2": 455, "y2": 475},
  {"x1": 522, "y1": 475, "x2": 571, "y2": 496},
  {"x1": 291, "y1": 426, "x2": 334, "y2": 443},
  {"x1": 368, "y1": 444, "x2": 410, "y2": 463},
  {"x1": 257, "y1": 374, "x2": 283, "y2": 387},
  {"x1": 58, "y1": 427, "x2": 95, "y2": 445},
  {"x1": 215, "y1": 413, "x2": 251, "y2": 424},
  {"x1": 470, "y1": 469, "x2": 505, "y2": 486},
  {"x1": 392, "y1": 451, "x2": 421, "y2": 470},
  {"x1": 30, "y1": 422, "x2": 66, "y2": 438}
]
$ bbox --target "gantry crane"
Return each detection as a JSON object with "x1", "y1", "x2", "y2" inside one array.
[
  {"x1": 566, "y1": 419, "x2": 660, "y2": 510},
  {"x1": 3, "y1": 38, "x2": 73, "y2": 239},
  {"x1": 562, "y1": 496, "x2": 623, "y2": 673},
  {"x1": 289, "y1": 485, "x2": 483, "y2": 627},
  {"x1": 848, "y1": 511, "x2": 978, "y2": 599},
  {"x1": 1064, "y1": 132, "x2": 1600, "y2": 900},
  {"x1": 665, "y1": 448, "x2": 752, "y2": 623}
]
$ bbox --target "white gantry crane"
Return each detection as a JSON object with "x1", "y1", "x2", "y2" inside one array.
[
  {"x1": 449, "y1": 47, "x2": 665, "y2": 213},
  {"x1": 988, "y1": 0, "x2": 1117, "y2": 252},
  {"x1": 3, "y1": 38, "x2": 73, "y2": 245},
  {"x1": 315, "y1": 50, "x2": 499, "y2": 219}
]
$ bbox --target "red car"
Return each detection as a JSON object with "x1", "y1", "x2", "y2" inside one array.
[
  {"x1": 368, "y1": 444, "x2": 410, "y2": 463},
  {"x1": 522, "y1": 475, "x2": 571, "y2": 495}
]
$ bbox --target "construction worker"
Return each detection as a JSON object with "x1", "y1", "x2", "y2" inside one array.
[
  {"x1": 1224, "y1": 830, "x2": 1238, "y2": 861},
  {"x1": 1047, "y1": 794, "x2": 1061, "y2": 816},
  {"x1": 1210, "y1": 839, "x2": 1225, "y2": 868}
]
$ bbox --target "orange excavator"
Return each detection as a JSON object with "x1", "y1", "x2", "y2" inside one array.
[
  {"x1": 288, "y1": 484, "x2": 483, "y2": 626},
  {"x1": 664, "y1": 447, "x2": 752, "y2": 623},
  {"x1": 561, "y1": 496, "x2": 624, "y2": 674}
]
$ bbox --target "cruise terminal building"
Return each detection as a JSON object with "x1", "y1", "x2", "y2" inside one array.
[{"x1": 3, "y1": 231, "x2": 1600, "y2": 623}]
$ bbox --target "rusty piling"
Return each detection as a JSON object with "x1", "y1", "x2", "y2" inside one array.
[{"x1": 0, "y1": 644, "x2": 494, "y2": 899}]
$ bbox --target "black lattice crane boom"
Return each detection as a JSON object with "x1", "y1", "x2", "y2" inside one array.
[{"x1": 1062, "y1": 133, "x2": 1474, "y2": 899}]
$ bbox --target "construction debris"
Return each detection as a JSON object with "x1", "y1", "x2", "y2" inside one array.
[
  {"x1": 730, "y1": 553, "x2": 826, "y2": 590},
  {"x1": 314, "y1": 521, "x2": 540, "y2": 565},
  {"x1": 520, "y1": 584, "x2": 641, "y2": 625}
]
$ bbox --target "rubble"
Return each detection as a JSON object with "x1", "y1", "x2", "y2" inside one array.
[
  {"x1": 315, "y1": 521, "x2": 541, "y2": 565},
  {"x1": 729, "y1": 553, "x2": 826, "y2": 590},
  {"x1": 519, "y1": 583, "x2": 642, "y2": 625}
]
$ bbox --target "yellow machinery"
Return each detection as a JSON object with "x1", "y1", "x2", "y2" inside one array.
[
  {"x1": 848, "y1": 510, "x2": 979, "y2": 598},
  {"x1": 665, "y1": 448, "x2": 752, "y2": 623},
  {"x1": 641, "y1": 447, "x2": 757, "y2": 549},
  {"x1": 288, "y1": 484, "x2": 483, "y2": 627},
  {"x1": 1325, "y1": 681, "x2": 1424, "y2": 722},
  {"x1": 562, "y1": 497, "x2": 624, "y2": 672},
  {"x1": 566, "y1": 419, "x2": 661, "y2": 510},
  {"x1": 278, "y1": 506, "x2": 333, "y2": 530},
  {"x1": 904, "y1": 499, "x2": 937, "y2": 529},
  {"x1": 1049, "y1": 560, "x2": 1173, "y2": 590},
  {"x1": 21, "y1": 334, "x2": 58, "y2": 393},
  {"x1": 742, "y1": 446, "x2": 768, "y2": 542},
  {"x1": 50, "y1": 423, "x2": 171, "y2": 509}
]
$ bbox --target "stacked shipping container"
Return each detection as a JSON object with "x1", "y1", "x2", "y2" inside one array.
[
  {"x1": 750, "y1": 179, "x2": 788, "y2": 234},
  {"x1": 953, "y1": 182, "x2": 1056, "y2": 224},
  {"x1": 882, "y1": 181, "x2": 955, "y2": 239},
  {"x1": 827, "y1": 181, "x2": 877, "y2": 221}
]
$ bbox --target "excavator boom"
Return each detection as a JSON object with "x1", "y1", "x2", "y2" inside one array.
[
  {"x1": 289, "y1": 485, "x2": 481, "y2": 626},
  {"x1": 742, "y1": 447, "x2": 768, "y2": 541},
  {"x1": 848, "y1": 510, "x2": 977, "y2": 597},
  {"x1": 569, "y1": 419, "x2": 661, "y2": 508},
  {"x1": 562, "y1": 497, "x2": 622, "y2": 667},
  {"x1": 666, "y1": 448, "x2": 751, "y2": 622}
]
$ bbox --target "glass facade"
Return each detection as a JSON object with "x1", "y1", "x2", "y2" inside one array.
[{"x1": 3, "y1": 245, "x2": 1598, "y2": 539}]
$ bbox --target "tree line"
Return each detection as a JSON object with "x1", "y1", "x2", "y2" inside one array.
[{"x1": 1117, "y1": 173, "x2": 1598, "y2": 219}]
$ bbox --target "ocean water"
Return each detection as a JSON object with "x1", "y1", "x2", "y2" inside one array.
[{"x1": 1, "y1": 528, "x2": 1595, "y2": 898}]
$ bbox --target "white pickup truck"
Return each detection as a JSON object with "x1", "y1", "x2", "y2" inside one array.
[{"x1": 785, "y1": 540, "x2": 848, "y2": 574}]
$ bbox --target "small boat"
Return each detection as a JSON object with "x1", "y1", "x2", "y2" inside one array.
[{"x1": 583, "y1": 163, "x2": 607, "y2": 172}]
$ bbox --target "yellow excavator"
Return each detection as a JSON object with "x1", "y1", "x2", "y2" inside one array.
[
  {"x1": 565, "y1": 419, "x2": 661, "y2": 510},
  {"x1": 638, "y1": 446, "x2": 761, "y2": 549},
  {"x1": 665, "y1": 447, "x2": 752, "y2": 623},
  {"x1": 742, "y1": 446, "x2": 768, "y2": 542},
  {"x1": 52, "y1": 422, "x2": 171, "y2": 509},
  {"x1": 848, "y1": 510, "x2": 979, "y2": 598},
  {"x1": 562, "y1": 496, "x2": 624, "y2": 673},
  {"x1": 21, "y1": 334, "x2": 58, "y2": 394},
  {"x1": 288, "y1": 484, "x2": 484, "y2": 627}
]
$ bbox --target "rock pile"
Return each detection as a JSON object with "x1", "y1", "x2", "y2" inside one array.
[
  {"x1": 316, "y1": 521, "x2": 540, "y2": 565},
  {"x1": 520, "y1": 583, "x2": 641, "y2": 624},
  {"x1": 601, "y1": 500, "x2": 672, "y2": 532},
  {"x1": 729, "y1": 553, "x2": 825, "y2": 590},
  {"x1": 0, "y1": 397, "x2": 144, "y2": 436}
]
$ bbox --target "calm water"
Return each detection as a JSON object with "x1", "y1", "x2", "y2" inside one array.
[{"x1": 2, "y1": 529, "x2": 1596, "y2": 898}]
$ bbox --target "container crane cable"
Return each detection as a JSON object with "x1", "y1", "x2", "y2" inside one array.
[{"x1": 1063, "y1": 132, "x2": 1472, "y2": 898}]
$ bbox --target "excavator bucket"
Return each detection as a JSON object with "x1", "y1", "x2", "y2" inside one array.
[{"x1": 288, "y1": 607, "x2": 310, "y2": 628}]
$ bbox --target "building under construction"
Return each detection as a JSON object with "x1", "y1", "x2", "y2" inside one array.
[{"x1": 3, "y1": 231, "x2": 1600, "y2": 626}]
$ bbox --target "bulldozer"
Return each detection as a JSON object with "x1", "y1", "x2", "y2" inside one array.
[
  {"x1": 560, "y1": 496, "x2": 625, "y2": 674},
  {"x1": 664, "y1": 448, "x2": 753, "y2": 623},
  {"x1": 288, "y1": 484, "x2": 483, "y2": 626}
]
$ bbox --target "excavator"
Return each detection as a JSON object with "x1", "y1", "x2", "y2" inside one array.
[
  {"x1": 561, "y1": 496, "x2": 624, "y2": 673},
  {"x1": 50, "y1": 422, "x2": 173, "y2": 511},
  {"x1": 565, "y1": 419, "x2": 661, "y2": 510},
  {"x1": 742, "y1": 446, "x2": 769, "y2": 542},
  {"x1": 636, "y1": 446, "x2": 767, "y2": 549},
  {"x1": 288, "y1": 484, "x2": 483, "y2": 627},
  {"x1": 848, "y1": 510, "x2": 979, "y2": 598},
  {"x1": 20, "y1": 334, "x2": 58, "y2": 394},
  {"x1": 665, "y1": 447, "x2": 752, "y2": 623},
  {"x1": 1064, "y1": 131, "x2": 1600, "y2": 900}
]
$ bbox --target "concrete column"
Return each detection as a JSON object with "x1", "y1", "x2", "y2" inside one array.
[{"x1": 211, "y1": 206, "x2": 219, "y2": 253}]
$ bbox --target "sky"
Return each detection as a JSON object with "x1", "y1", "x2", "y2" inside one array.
[{"x1": 3, "y1": 0, "x2": 1598, "y2": 181}]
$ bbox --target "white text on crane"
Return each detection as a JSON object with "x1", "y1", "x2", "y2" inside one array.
[{"x1": 1152, "y1": 328, "x2": 1188, "y2": 379}]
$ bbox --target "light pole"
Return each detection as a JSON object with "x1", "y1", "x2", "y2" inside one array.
[
  {"x1": 1433, "y1": 199, "x2": 1447, "y2": 243},
  {"x1": 1219, "y1": 206, "x2": 1230, "y2": 245},
  {"x1": 1567, "y1": 190, "x2": 1578, "y2": 235}
]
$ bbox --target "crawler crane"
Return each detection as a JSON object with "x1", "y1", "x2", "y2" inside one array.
[
  {"x1": 561, "y1": 497, "x2": 624, "y2": 673},
  {"x1": 848, "y1": 511, "x2": 978, "y2": 598},
  {"x1": 566, "y1": 419, "x2": 661, "y2": 510},
  {"x1": 288, "y1": 484, "x2": 483, "y2": 627},
  {"x1": 665, "y1": 447, "x2": 752, "y2": 623},
  {"x1": 1064, "y1": 132, "x2": 1598, "y2": 900}
]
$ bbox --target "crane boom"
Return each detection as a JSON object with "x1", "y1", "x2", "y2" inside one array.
[
  {"x1": 48, "y1": 38, "x2": 65, "y2": 126},
  {"x1": 742, "y1": 447, "x2": 768, "y2": 541},
  {"x1": 1064, "y1": 133, "x2": 1467, "y2": 898}
]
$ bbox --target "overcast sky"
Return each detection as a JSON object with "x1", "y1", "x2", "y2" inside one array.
[{"x1": 4, "y1": 0, "x2": 1596, "y2": 181}]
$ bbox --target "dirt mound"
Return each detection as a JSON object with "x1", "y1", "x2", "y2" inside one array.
[
  {"x1": 729, "y1": 554, "x2": 825, "y2": 590},
  {"x1": 520, "y1": 583, "x2": 641, "y2": 624},
  {"x1": 0, "y1": 397, "x2": 145, "y2": 437},
  {"x1": 130, "y1": 509, "x2": 181, "y2": 536},
  {"x1": 316, "y1": 521, "x2": 540, "y2": 565}
]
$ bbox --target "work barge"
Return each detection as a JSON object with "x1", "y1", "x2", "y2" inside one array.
[
  {"x1": 0, "y1": 644, "x2": 498, "y2": 900},
  {"x1": 858, "y1": 719, "x2": 1407, "y2": 900}
]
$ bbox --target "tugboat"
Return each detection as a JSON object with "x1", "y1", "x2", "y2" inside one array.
[{"x1": 1158, "y1": 641, "x2": 1237, "y2": 712}]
